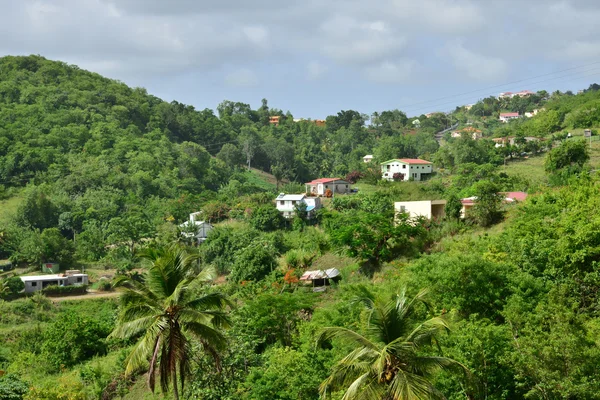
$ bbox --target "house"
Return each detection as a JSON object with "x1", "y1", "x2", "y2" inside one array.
[
  {"x1": 363, "y1": 154, "x2": 374, "y2": 163},
  {"x1": 305, "y1": 178, "x2": 350, "y2": 196},
  {"x1": 21, "y1": 272, "x2": 89, "y2": 293},
  {"x1": 274, "y1": 193, "x2": 321, "y2": 218},
  {"x1": 179, "y1": 212, "x2": 213, "y2": 244},
  {"x1": 460, "y1": 191, "x2": 527, "y2": 218},
  {"x1": 269, "y1": 116, "x2": 280, "y2": 126},
  {"x1": 464, "y1": 104, "x2": 474, "y2": 111},
  {"x1": 524, "y1": 108, "x2": 543, "y2": 118},
  {"x1": 499, "y1": 112, "x2": 520, "y2": 123},
  {"x1": 395, "y1": 200, "x2": 447, "y2": 221},
  {"x1": 380, "y1": 159, "x2": 433, "y2": 181},
  {"x1": 451, "y1": 127, "x2": 483, "y2": 140},
  {"x1": 499, "y1": 90, "x2": 534, "y2": 99}
]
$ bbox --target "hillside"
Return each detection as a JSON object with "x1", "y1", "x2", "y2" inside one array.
[{"x1": 3, "y1": 55, "x2": 600, "y2": 399}]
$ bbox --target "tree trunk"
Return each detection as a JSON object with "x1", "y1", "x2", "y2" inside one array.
[{"x1": 172, "y1": 369, "x2": 179, "y2": 400}]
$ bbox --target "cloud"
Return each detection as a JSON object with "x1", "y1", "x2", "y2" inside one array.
[
  {"x1": 224, "y1": 68, "x2": 259, "y2": 87},
  {"x1": 444, "y1": 42, "x2": 508, "y2": 81},
  {"x1": 307, "y1": 61, "x2": 327, "y2": 80},
  {"x1": 364, "y1": 60, "x2": 416, "y2": 83}
]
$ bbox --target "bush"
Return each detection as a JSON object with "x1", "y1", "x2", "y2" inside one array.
[
  {"x1": 392, "y1": 172, "x2": 405, "y2": 181},
  {"x1": 345, "y1": 171, "x2": 363, "y2": 184},
  {"x1": 229, "y1": 243, "x2": 278, "y2": 282},
  {"x1": 41, "y1": 310, "x2": 110, "y2": 369},
  {"x1": 249, "y1": 205, "x2": 284, "y2": 232},
  {"x1": 0, "y1": 374, "x2": 29, "y2": 400},
  {"x1": 95, "y1": 280, "x2": 113, "y2": 292},
  {"x1": 42, "y1": 284, "x2": 88, "y2": 296},
  {"x1": 4, "y1": 276, "x2": 24, "y2": 295}
]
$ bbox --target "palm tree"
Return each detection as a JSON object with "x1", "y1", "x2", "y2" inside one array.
[
  {"x1": 110, "y1": 244, "x2": 231, "y2": 400},
  {"x1": 317, "y1": 288, "x2": 466, "y2": 400}
]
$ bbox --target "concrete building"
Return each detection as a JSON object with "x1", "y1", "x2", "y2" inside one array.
[
  {"x1": 275, "y1": 193, "x2": 321, "y2": 218},
  {"x1": 499, "y1": 112, "x2": 520, "y2": 123},
  {"x1": 305, "y1": 178, "x2": 350, "y2": 196},
  {"x1": 380, "y1": 159, "x2": 433, "y2": 181},
  {"x1": 21, "y1": 272, "x2": 89, "y2": 293},
  {"x1": 363, "y1": 154, "x2": 374, "y2": 163},
  {"x1": 179, "y1": 212, "x2": 213, "y2": 244},
  {"x1": 395, "y1": 200, "x2": 447, "y2": 221}
]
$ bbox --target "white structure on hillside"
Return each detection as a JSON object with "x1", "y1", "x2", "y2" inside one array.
[
  {"x1": 395, "y1": 200, "x2": 447, "y2": 221},
  {"x1": 499, "y1": 112, "x2": 520, "y2": 123},
  {"x1": 179, "y1": 212, "x2": 213, "y2": 244},
  {"x1": 275, "y1": 193, "x2": 321, "y2": 219},
  {"x1": 305, "y1": 178, "x2": 350, "y2": 196},
  {"x1": 363, "y1": 154, "x2": 373, "y2": 163},
  {"x1": 21, "y1": 273, "x2": 88, "y2": 293},
  {"x1": 380, "y1": 159, "x2": 433, "y2": 181}
]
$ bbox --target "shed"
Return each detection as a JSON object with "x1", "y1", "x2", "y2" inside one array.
[{"x1": 300, "y1": 268, "x2": 341, "y2": 290}]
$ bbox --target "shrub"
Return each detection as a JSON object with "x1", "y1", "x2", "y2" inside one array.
[
  {"x1": 42, "y1": 284, "x2": 88, "y2": 296},
  {"x1": 249, "y1": 205, "x2": 284, "y2": 232},
  {"x1": 392, "y1": 172, "x2": 405, "y2": 181},
  {"x1": 95, "y1": 280, "x2": 113, "y2": 292},
  {"x1": 0, "y1": 374, "x2": 29, "y2": 400},
  {"x1": 229, "y1": 243, "x2": 278, "y2": 282},
  {"x1": 4, "y1": 276, "x2": 24, "y2": 295},
  {"x1": 345, "y1": 171, "x2": 363, "y2": 184}
]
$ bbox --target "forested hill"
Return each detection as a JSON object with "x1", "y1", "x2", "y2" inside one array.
[{"x1": 0, "y1": 54, "x2": 232, "y2": 193}]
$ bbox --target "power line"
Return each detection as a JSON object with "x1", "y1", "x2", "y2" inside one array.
[{"x1": 397, "y1": 60, "x2": 600, "y2": 112}]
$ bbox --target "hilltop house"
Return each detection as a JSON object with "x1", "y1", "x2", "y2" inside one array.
[
  {"x1": 363, "y1": 154, "x2": 373, "y2": 163},
  {"x1": 275, "y1": 193, "x2": 321, "y2": 218},
  {"x1": 395, "y1": 200, "x2": 447, "y2": 221},
  {"x1": 305, "y1": 178, "x2": 350, "y2": 196},
  {"x1": 499, "y1": 90, "x2": 534, "y2": 99},
  {"x1": 380, "y1": 158, "x2": 433, "y2": 181},
  {"x1": 499, "y1": 112, "x2": 520, "y2": 123},
  {"x1": 179, "y1": 212, "x2": 213, "y2": 244},
  {"x1": 21, "y1": 272, "x2": 89, "y2": 293}
]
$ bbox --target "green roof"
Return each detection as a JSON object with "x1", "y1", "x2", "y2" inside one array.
[{"x1": 380, "y1": 159, "x2": 403, "y2": 165}]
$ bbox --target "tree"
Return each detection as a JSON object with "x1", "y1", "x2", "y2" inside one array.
[
  {"x1": 110, "y1": 245, "x2": 231, "y2": 400},
  {"x1": 470, "y1": 181, "x2": 504, "y2": 227},
  {"x1": 2, "y1": 276, "x2": 24, "y2": 295},
  {"x1": 217, "y1": 143, "x2": 244, "y2": 168},
  {"x1": 249, "y1": 205, "x2": 284, "y2": 232},
  {"x1": 0, "y1": 374, "x2": 29, "y2": 400},
  {"x1": 544, "y1": 139, "x2": 589, "y2": 173},
  {"x1": 317, "y1": 289, "x2": 466, "y2": 399},
  {"x1": 444, "y1": 193, "x2": 463, "y2": 220}
]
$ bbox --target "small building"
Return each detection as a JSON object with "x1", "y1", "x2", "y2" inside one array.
[
  {"x1": 300, "y1": 268, "x2": 341, "y2": 291},
  {"x1": 275, "y1": 193, "x2": 321, "y2": 218},
  {"x1": 21, "y1": 273, "x2": 89, "y2": 293},
  {"x1": 395, "y1": 200, "x2": 447, "y2": 221},
  {"x1": 499, "y1": 112, "x2": 520, "y2": 123},
  {"x1": 363, "y1": 154, "x2": 374, "y2": 163},
  {"x1": 460, "y1": 192, "x2": 527, "y2": 218},
  {"x1": 305, "y1": 178, "x2": 350, "y2": 196},
  {"x1": 451, "y1": 127, "x2": 482, "y2": 140},
  {"x1": 179, "y1": 212, "x2": 213, "y2": 244},
  {"x1": 380, "y1": 158, "x2": 433, "y2": 181},
  {"x1": 269, "y1": 116, "x2": 280, "y2": 126}
]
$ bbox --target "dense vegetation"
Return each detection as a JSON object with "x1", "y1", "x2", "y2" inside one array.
[{"x1": 2, "y1": 55, "x2": 600, "y2": 399}]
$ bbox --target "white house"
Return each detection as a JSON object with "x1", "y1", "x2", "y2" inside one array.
[
  {"x1": 275, "y1": 193, "x2": 321, "y2": 219},
  {"x1": 499, "y1": 112, "x2": 520, "y2": 123},
  {"x1": 21, "y1": 273, "x2": 88, "y2": 293},
  {"x1": 394, "y1": 200, "x2": 447, "y2": 221},
  {"x1": 380, "y1": 159, "x2": 433, "y2": 181},
  {"x1": 179, "y1": 212, "x2": 213, "y2": 244},
  {"x1": 451, "y1": 127, "x2": 482, "y2": 140},
  {"x1": 363, "y1": 154, "x2": 373, "y2": 163},
  {"x1": 305, "y1": 178, "x2": 350, "y2": 196}
]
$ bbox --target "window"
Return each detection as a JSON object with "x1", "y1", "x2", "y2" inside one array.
[
  {"x1": 279, "y1": 201, "x2": 284, "y2": 206},
  {"x1": 292, "y1": 200, "x2": 297, "y2": 205},
  {"x1": 402, "y1": 165, "x2": 406, "y2": 169},
  {"x1": 345, "y1": 185, "x2": 348, "y2": 188},
  {"x1": 386, "y1": 165, "x2": 390, "y2": 171},
  {"x1": 31, "y1": 282, "x2": 37, "y2": 287},
  {"x1": 77, "y1": 277, "x2": 82, "y2": 283},
  {"x1": 325, "y1": 185, "x2": 328, "y2": 188},
  {"x1": 400, "y1": 206, "x2": 406, "y2": 212}
]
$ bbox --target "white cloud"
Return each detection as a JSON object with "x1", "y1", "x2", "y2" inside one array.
[
  {"x1": 445, "y1": 42, "x2": 507, "y2": 81},
  {"x1": 364, "y1": 60, "x2": 415, "y2": 83},
  {"x1": 307, "y1": 61, "x2": 327, "y2": 80},
  {"x1": 224, "y1": 68, "x2": 259, "y2": 87}
]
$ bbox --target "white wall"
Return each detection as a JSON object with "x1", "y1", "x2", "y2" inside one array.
[
  {"x1": 395, "y1": 201, "x2": 434, "y2": 219},
  {"x1": 382, "y1": 163, "x2": 432, "y2": 181}
]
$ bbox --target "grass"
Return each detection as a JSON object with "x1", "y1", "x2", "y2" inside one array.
[
  {"x1": 0, "y1": 193, "x2": 23, "y2": 224},
  {"x1": 244, "y1": 168, "x2": 278, "y2": 191}
]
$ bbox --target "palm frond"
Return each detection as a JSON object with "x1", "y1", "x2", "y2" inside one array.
[
  {"x1": 317, "y1": 327, "x2": 380, "y2": 350},
  {"x1": 184, "y1": 321, "x2": 228, "y2": 351},
  {"x1": 110, "y1": 315, "x2": 163, "y2": 339}
]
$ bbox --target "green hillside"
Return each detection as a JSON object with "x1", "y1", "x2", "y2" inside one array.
[{"x1": 3, "y1": 55, "x2": 600, "y2": 399}]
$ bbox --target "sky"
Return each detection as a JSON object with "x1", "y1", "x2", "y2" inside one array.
[{"x1": 1, "y1": 0, "x2": 600, "y2": 118}]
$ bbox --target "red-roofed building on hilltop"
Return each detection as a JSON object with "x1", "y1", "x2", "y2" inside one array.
[
  {"x1": 305, "y1": 178, "x2": 350, "y2": 196},
  {"x1": 499, "y1": 112, "x2": 520, "y2": 123},
  {"x1": 380, "y1": 158, "x2": 433, "y2": 181}
]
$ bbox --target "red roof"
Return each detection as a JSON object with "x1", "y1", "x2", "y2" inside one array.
[
  {"x1": 500, "y1": 112, "x2": 519, "y2": 117},
  {"x1": 398, "y1": 158, "x2": 432, "y2": 165},
  {"x1": 306, "y1": 178, "x2": 344, "y2": 185},
  {"x1": 503, "y1": 192, "x2": 528, "y2": 202}
]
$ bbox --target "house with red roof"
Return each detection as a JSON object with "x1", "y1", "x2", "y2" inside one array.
[
  {"x1": 499, "y1": 112, "x2": 520, "y2": 123},
  {"x1": 380, "y1": 158, "x2": 433, "y2": 182},
  {"x1": 305, "y1": 178, "x2": 350, "y2": 196},
  {"x1": 460, "y1": 191, "x2": 528, "y2": 218}
]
